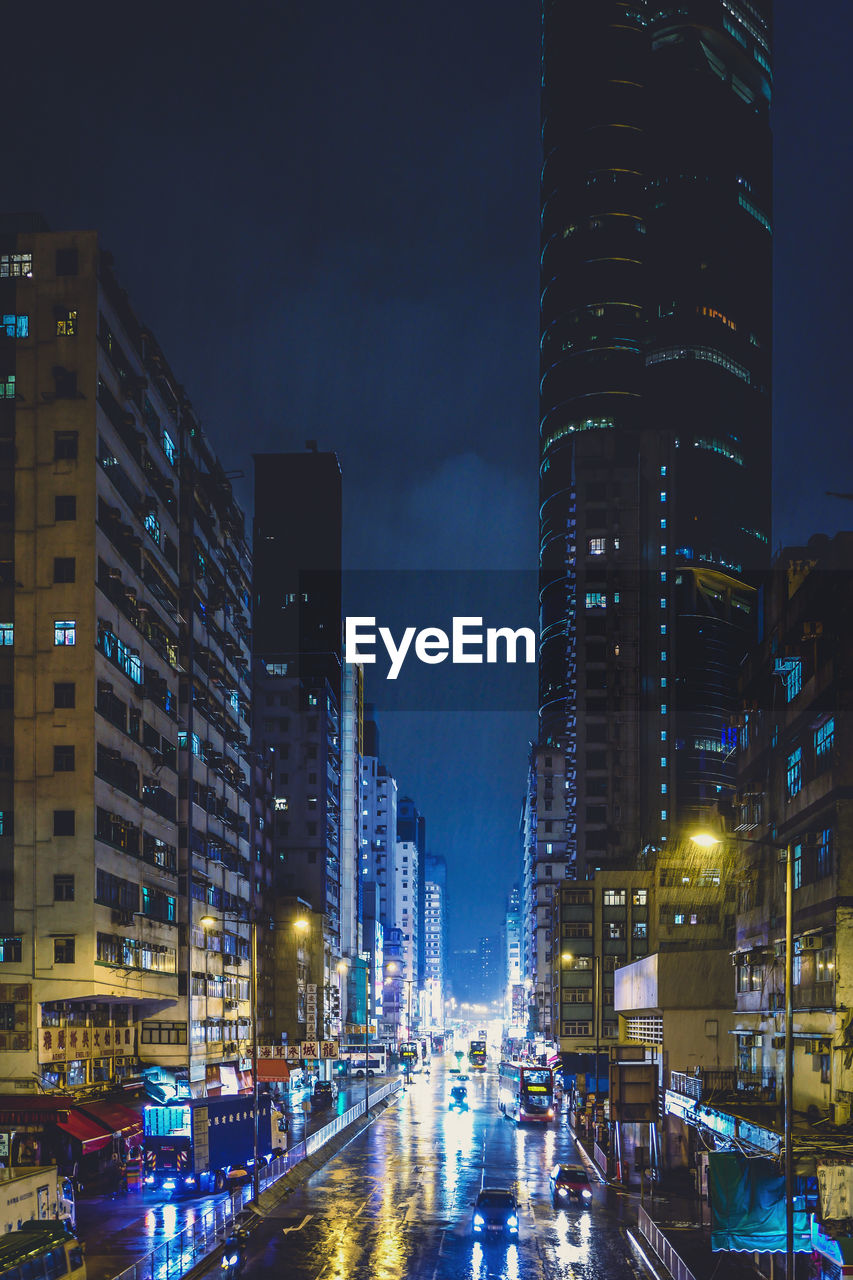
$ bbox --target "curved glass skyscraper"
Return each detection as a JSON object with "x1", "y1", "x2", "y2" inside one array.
[{"x1": 539, "y1": 0, "x2": 772, "y2": 873}]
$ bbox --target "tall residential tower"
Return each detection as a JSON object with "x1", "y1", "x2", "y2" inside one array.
[{"x1": 539, "y1": 1, "x2": 772, "y2": 875}]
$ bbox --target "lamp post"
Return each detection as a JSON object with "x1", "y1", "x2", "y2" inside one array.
[
  {"x1": 201, "y1": 912, "x2": 260, "y2": 1205},
  {"x1": 691, "y1": 829, "x2": 794, "y2": 1277}
]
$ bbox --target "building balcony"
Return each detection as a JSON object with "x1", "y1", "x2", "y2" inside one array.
[{"x1": 669, "y1": 1068, "x2": 778, "y2": 1106}]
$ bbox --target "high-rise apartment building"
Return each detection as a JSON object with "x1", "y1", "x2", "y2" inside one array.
[
  {"x1": 252, "y1": 451, "x2": 343, "y2": 1038},
  {"x1": 0, "y1": 219, "x2": 258, "y2": 1092},
  {"x1": 424, "y1": 853, "x2": 446, "y2": 1029},
  {"x1": 539, "y1": 2, "x2": 772, "y2": 875}
]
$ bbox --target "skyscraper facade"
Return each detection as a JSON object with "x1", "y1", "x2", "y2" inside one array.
[{"x1": 539, "y1": 1, "x2": 772, "y2": 874}]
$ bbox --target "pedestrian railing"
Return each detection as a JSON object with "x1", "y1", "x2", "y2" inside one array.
[
  {"x1": 637, "y1": 1207, "x2": 698, "y2": 1280},
  {"x1": 110, "y1": 1080, "x2": 401, "y2": 1280}
]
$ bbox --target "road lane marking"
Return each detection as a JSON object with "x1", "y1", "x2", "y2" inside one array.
[{"x1": 281, "y1": 1212, "x2": 313, "y2": 1235}]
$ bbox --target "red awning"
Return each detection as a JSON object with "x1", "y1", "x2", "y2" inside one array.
[
  {"x1": 76, "y1": 1100, "x2": 143, "y2": 1145},
  {"x1": 54, "y1": 1108, "x2": 113, "y2": 1153},
  {"x1": 257, "y1": 1059, "x2": 290, "y2": 1083}
]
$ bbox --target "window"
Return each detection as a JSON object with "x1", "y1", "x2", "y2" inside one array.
[
  {"x1": 816, "y1": 947, "x2": 835, "y2": 985},
  {"x1": 603, "y1": 889, "x2": 626, "y2": 907},
  {"x1": 54, "y1": 619, "x2": 76, "y2": 646},
  {"x1": 1, "y1": 314, "x2": 28, "y2": 338},
  {"x1": 54, "y1": 938, "x2": 75, "y2": 964},
  {"x1": 54, "y1": 494, "x2": 77, "y2": 521},
  {"x1": 815, "y1": 718, "x2": 835, "y2": 760},
  {"x1": 632, "y1": 888, "x2": 648, "y2": 906},
  {"x1": 53, "y1": 810, "x2": 75, "y2": 836},
  {"x1": 674, "y1": 913, "x2": 685, "y2": 926},
  {"x1": 0, "y1": 623, "x2": 12, "y2": 646},
  {"x1": 55, "y1": 248, "x2": 78, "y2": 276},
  {"x1": 588, "y1": 537, "x2": 606, "y2": 556},
  {"x1": 816, "y1": 828, "x2": 833, "y2": 879},
  {"x1": 585, "y1": 592, "x2": 607, "y2": 609},
  {"x1": 53, "y1": 368, "x2": 77, "y2": 399},
  {"x1": 162, "y1": 430, "x2": 178, "y2": 465},
  {"x1": 56, "y1": 309, "x2": 77, "y2": 336},
  {"x1": 144, "y1": 511, "x2": 160, "y2": 545},
  {"x1": 53, "y1": 557, "x2": 76, "y2": 584},
  {"x1": 53, "y1": 875, "x2": 74, "y2": 901},
  {"x1": 0, "y1": 811, "x2": 11, "y2": 837},
  {"x1": 633, "y1": 921, "x2": 647, "y2": 938},
  {"x1": 54, "y1": 682, "x2": 75, "y2": 708},
  {"x1": 780, "y1": 658, "x2": 802, "y2": 702},
  {"x1": 793, "y1": 842, "x2": 803, "y2": 890},
  {"x1": 0, "y1": 253, "x2": 32, "y2": 278},
  {"x1": 53, "y1": 745, "x2": 75, "y2": 772},
  {"x1": 787, "y1": 747, "x2": 802, "y2": 798},
  {"x1": 54, "y1": 431, "x2": 78, "y2": 460},
  {"x1": 0, "y1": 938, "x2": 21, "y2": 962}
]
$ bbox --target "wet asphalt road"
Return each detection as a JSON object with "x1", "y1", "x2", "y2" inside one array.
[
  {"x1": 245, "y1": 1060, "x2": 649, "y2": 1280},
  {"x1": 76, "y1": 1076, "x2": 389, "y2": 1280}
]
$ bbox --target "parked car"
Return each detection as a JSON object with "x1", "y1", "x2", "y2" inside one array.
[
  {"x1": 550, "y1": 1164, "x2": 593, "y2": 1207},
  {"x1": 471, "y1": 1188, "x2": 520, "y2": 1238}
]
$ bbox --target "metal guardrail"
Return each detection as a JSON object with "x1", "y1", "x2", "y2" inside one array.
[
  {"x1": 637, "y1": 1206, "x2": 698, "y2": 1280},
  {"x1": 670, "y1": 1068, "x2": 777, "y2": 1104},
  {"x1": 111, "y1": 1080, "x2": 401, "y2": 1280}
]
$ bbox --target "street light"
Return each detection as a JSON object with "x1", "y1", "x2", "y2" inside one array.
[
  {"x1": 690, "y1": 828, "x2": 794, "y2": 1278},
  {"x1": 200, "y1": 912, "x2": 260, "y2": 1206}
]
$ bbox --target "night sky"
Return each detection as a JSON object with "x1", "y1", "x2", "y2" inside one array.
[{"x1": 8, "y1": 1, "x2": 853, "y2": 955}]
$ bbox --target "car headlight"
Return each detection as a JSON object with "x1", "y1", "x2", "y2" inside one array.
[
  {"x1": 507, "y1": 1215, "x2": 518, "y2": 1228},
  {"x1": 185, "y1": 1175, "x2": 196, "y2": 1184},
  {"x1": 582, "y1": 1189, "x2": 592, "y2": 1200},
  {"x1": 473, "y1": 1213, "x2": 484, "y2": 1227},
  {"x1": 557, "y1": 1187, "x2": 567, "y2": 1196}
]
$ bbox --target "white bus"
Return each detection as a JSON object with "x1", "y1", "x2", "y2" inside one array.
[{"x1": 339, "y1": 1045, "x2": 388, "y2": 1077}]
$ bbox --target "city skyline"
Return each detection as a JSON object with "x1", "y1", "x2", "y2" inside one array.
[{"x1": 3, "y1": 0, "x2": 851, "y2": 946}]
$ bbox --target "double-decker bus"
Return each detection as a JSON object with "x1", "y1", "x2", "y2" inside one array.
[
  {"x1": 399, "y1": 1042, "x2": 423, "y2": 1074},
  {"x1": 468, "y1": 1039, "x2": 487, "y2": 1071},
  {"x1": 0, "y1": 1225, "x2": 86, "y2": 1280},
  {"x1": 498, "y1": 1061, "x2": 554, "y2": 1123}
]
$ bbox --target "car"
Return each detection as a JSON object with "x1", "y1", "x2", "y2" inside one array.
[
  {"x1": 550, "y1": 1163, "x2": 593, "y2": 1207},
  {"x1": 311, "y1": 1081, "x2": 338, "y2": 1109},
  {"x1": 472, "y1": 1187, "x2": 520, "y2": 1239},
  {"x1": 449, "y1": 1085, "x2": 469, "y2": 1112},
  {"x1": 456, "y1": 1073, "x2": 470, "y2": 1082}
]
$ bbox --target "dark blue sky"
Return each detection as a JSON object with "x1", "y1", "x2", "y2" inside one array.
[{"x1": 8, "y1": 0, "x2": 852, "y2": 952}]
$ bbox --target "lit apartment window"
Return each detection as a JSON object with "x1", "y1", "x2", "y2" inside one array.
[
  {"x1": 0, "y1": 624, "x2": 11, "y2": 646},
  {"x1": 588, "y1": 538, "x2": 606, "y2": 556},
  {"x1": 54, "y1": 620, "x2": 76, "y2": 646},
  {"x1": 585, "y1": 592, "x2": 607, "y2": 609},
  {"x1": 786, "y1": 747, "x2": 802, "y2": 798},
  {"x1": 1, "y1": 315, "x2": 28, "y2": 338},
  {"x1": 144, "y1": 512, "x2": 160, "y2": 545},
  {"x1": 0, "y1": 254, "x2": 32, "y2": 278},
  {"x1": 0, "y1": 938, "x2": 22, "y2": 962},
  {"x1": 0, "y1": 376, "x2": 14, "y2": 400},
  {"x1": 56, "y1": 310, "x2": 76, "y2": 336}
]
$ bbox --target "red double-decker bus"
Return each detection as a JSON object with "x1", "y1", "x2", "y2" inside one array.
[{"x1": 498, "y1": 1061, "x2": 554, "y2": 1124}]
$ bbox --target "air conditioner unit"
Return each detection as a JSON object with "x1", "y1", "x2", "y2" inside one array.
[
  {"x1": 832, "y1": 1102, "x2": 850, "y2": 1126},
  {"x1": 801, "y1": 935, "x2": 823, "y2": 951}
]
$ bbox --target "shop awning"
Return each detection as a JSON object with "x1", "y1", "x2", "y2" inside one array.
[
  {"x1": 77, "y1": 1100, "x2": 143, "y2": 1145},
  {"x1": 54, "y1": 1108, "x2": 113, "y2": 1154},
  {"x1": 257, "y1": 1059, "x2": 290, "y2": 1083}
]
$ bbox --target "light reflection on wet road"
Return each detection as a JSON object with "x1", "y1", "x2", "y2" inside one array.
[{"x1": 249, "y1": 1060, "x2": 647, "y2": 1280}]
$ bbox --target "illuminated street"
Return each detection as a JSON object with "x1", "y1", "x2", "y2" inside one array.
[
  {"x1": 242, "y1": 1060, "x2": 646, "y2": 1280},
  {"x1": 75, "y1": 1077, "x2": 387, "y2": 1280}
]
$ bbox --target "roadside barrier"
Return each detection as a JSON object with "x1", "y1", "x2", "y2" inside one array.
[{"x1": 110, "y1": 1079, "x2": 401, "y2": 1280}]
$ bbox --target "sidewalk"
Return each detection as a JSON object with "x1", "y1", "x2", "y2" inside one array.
[{"x1": 569, "y1": 1123, "x2": 766, "y2": 1280}]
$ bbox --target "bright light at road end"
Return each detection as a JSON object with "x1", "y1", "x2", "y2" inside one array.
[{"x1": 689, "y1": 831, "x2": 721, "y2": 848}]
